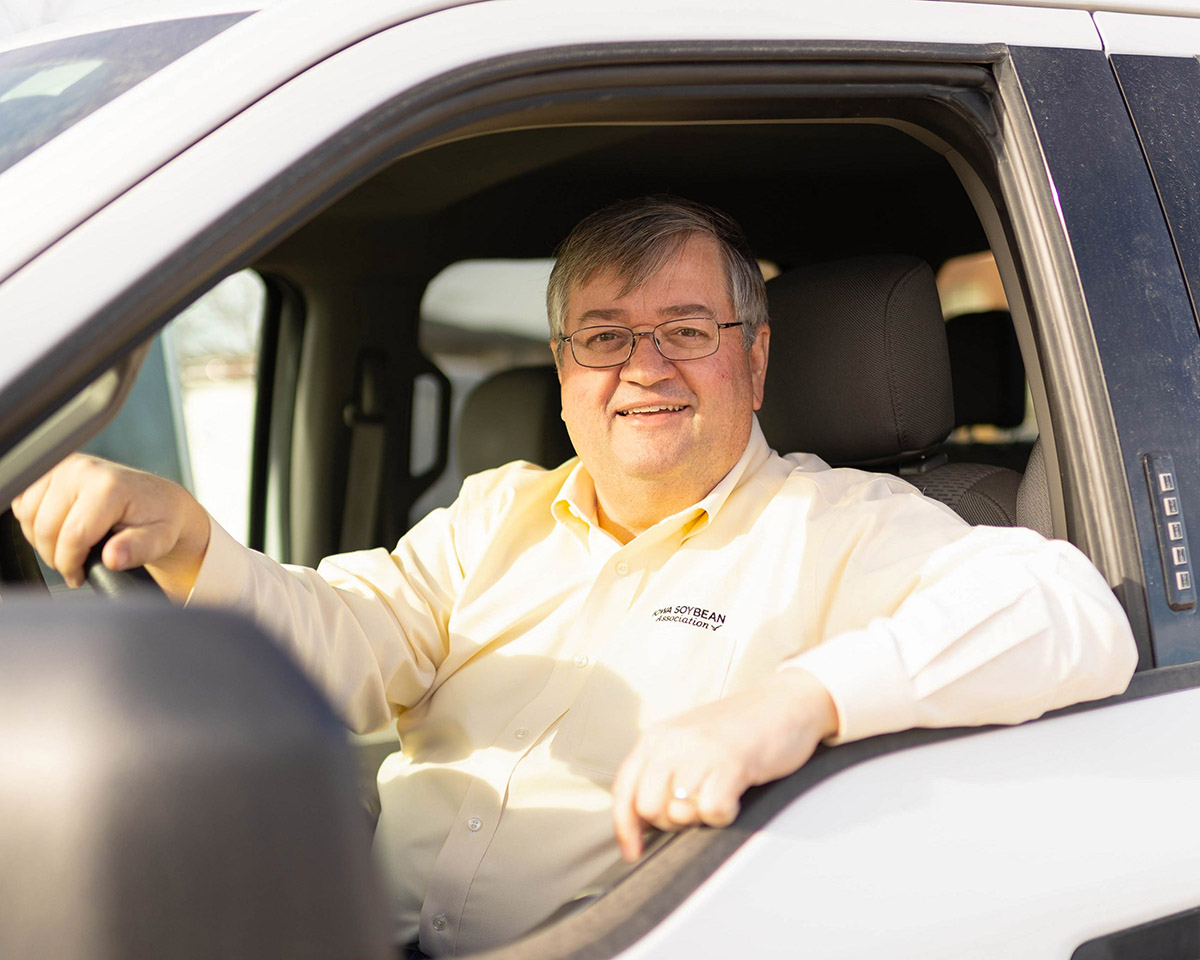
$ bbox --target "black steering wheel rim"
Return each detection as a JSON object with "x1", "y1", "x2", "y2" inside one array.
[
  {"x1": 83, "y1": 536, "x2": 165, "y2": 599},
  {"x1": 1, "y1": 511, "x2": 164, "y2": 599}
]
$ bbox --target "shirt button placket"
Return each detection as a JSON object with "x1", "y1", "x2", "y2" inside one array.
[{"x1": 421, "y1": 777, "x2": 503, "y2": 949}]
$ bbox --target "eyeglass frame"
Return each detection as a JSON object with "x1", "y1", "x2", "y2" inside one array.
[{"x1": 557, "y1": 318, "x2": 744, "y2": 368}]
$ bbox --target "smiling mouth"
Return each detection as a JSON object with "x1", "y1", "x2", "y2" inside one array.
[{"x1": 616, "y1": 404, "x2": 687, "y2": 417}]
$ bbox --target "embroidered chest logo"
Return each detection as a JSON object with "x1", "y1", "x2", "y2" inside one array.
[{"x1": 652, "y1": 604, "x2": 728, "y2": 631}]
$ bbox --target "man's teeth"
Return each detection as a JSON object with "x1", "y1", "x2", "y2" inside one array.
[{"x1": 618, "y1": 405, "x2": 686, "y2": 416}]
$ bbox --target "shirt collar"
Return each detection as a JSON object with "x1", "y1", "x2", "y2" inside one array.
[
  {"x1": 552, "y1": 465, "x2": 599, "y2": 530},
  {"x1": 551, "y1": 415, "x2": 772, "y2": 543}
]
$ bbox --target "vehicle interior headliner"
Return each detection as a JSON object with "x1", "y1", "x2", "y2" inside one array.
[{"x1": 260, "y1": 121, "x2": 986, "y2": 278}]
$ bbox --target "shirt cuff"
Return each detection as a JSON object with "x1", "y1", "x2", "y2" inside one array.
[
  {"x1": 779, "y1": 621, "x2": 918, "y2": 745},
  {"x1": 185, "y1": 514, "x2": 250, "y2": 608}
]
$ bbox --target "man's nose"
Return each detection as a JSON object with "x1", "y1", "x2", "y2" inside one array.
[{"x1": 620, "y1": 331, "x2": 676, "y2": 384}]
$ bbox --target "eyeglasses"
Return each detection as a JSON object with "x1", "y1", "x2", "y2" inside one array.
[{"x1": 559, "y1": 318, "x2": 743, "y2": 368}]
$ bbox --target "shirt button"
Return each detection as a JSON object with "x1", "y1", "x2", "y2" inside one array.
[
  {"x1": 432, "y1": 914, "x2": 447, "y2": 932},
  {"x1": 514, "y1": 727, "x2": 529, "y2": 741},
  {"x1": 615, "y1": 560, "x2": 630, "y2": 576},
  {"x1": 573, "y1": 654, "x2": 589, "y2": 668},
  {"x1": 467, "y1": 817, "x2": 482, "y2": 832}
]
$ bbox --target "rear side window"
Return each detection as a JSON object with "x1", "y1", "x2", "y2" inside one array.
[
  {"x1": 413, "y1": 259, "x2": 555, "y2": 516},
  {"x1": 0, "y1": 14, "x2": 248, "y2": 175},
  {"x1": 937, "y1": 251, "x2": 1036, "y2": 468}
]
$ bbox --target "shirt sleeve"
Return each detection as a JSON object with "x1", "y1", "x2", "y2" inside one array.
[
  {"x1": 779, "y1": 477, "x2": 1138, "y2": 744},
  {"x1": 187, "y1": 497, "x2": 468, "y2": 735}
]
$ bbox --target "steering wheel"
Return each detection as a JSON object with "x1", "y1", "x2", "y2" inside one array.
[
  {"x1": 1, "y1": 511, "x2": 162, "y2": 599},
  {"x1": 83, "y1": 535, "x2": 164, "y2": 599}
]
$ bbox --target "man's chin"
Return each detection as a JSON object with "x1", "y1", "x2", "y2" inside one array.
[{"x1": 609, "y1": 444, "x2": 693, "y2": 483}]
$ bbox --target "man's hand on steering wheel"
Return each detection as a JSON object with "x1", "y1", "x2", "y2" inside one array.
[{"x1": 11, "y1": 453, "x2": 210, "y2": 602}]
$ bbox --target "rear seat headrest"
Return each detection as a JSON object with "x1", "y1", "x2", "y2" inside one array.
[
  {"x1": 457, "y1": 365, "x2": 575, "y2": 476},
  {"x1": 759, "y1": 255, "x2": 954, "y2": 466}
]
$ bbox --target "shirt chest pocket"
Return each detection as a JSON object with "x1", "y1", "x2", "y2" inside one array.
[{"x1": 552, "y1": 622, "x2": 737, "y2": 779}]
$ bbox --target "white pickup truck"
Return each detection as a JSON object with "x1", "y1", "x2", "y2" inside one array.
[{"x1": 2, "y1": 2, "x2": 1200, "y2": 958}]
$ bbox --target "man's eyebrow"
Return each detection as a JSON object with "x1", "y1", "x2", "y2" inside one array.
[
  {"x1": 572, "y1": 303, "x2": 716, "y2": 325},
  {"x1": 575, "y1": 308, "x2": 627, "y2": 324},
  {"x1": 658, "y1": 303, "x2": 715, "y2": 318}
]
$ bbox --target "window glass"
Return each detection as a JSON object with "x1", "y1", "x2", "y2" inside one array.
[
  {"x1": 936, "y1": 250, "x2": 1037, "y2": 452},
  {"x1": 80, "y1": 335, "x2": 191, "y2": 488},
  {"x1": 936, "y1": 250, "x2": 1008, "y2": 320},
  {"x1": 421, "y1": 259, "x2": 553, "y2": 341},
  {"x1": 0, "y1": 14, "x2": 248, "y2": 175},
  {"x1": 414, "y1": 259, "x2": 556, "y2": 517},
  {"x1": 80, "y1": 270, "x2": 264, "y2": 542},
  {"x1": 35, "y1": 270, "x2": 263, "y2": 593},
  {"x1": 162, "y1": 271, "x2": 265, "y2": 543}
]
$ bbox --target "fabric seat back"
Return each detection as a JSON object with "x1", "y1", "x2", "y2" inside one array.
[
  {"x1": 457, "y1": 365, "x2": 575, "y2": 475},
  {"x1": 761, "y1": 255, "x2": 1026, "y2": 527}
]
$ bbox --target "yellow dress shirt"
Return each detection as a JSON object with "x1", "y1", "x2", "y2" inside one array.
[{"x1": 189, "y1": 418, "x2": 1136, "y2": 955}]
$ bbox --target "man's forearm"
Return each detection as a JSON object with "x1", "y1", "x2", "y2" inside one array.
[
  {"x1": 785, "y1": 527, "x2": 1138, "y2": 744},
  {"x1": 190, "y1": 515, "x2": 448, "y2": 734}
]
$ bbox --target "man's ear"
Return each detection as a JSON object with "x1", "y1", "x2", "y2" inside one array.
[{"x1": 750, "y1": 324, "x2": 770, "y2": 411}]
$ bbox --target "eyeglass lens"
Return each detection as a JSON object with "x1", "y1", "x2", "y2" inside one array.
[{"x1": 571, "y1": 318, "x2": 721, "y2": 367}]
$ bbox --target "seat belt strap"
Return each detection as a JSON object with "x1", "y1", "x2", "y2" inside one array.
[{"x1": 340, "y1": 352, "x2": 386, "y2": 552}]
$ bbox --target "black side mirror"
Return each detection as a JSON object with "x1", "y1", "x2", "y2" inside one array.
[{"x1": 0, "y1": 600, "x2": 389, "y2": 960}]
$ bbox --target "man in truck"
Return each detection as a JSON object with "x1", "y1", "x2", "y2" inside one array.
[{"x1": 11, "y1": 196, "x2": 1137, "y2": 956}]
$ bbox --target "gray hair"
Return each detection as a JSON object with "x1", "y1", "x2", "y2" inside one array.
[{"x1": 546, "y1": 196, "x2": 768, "y2": 357}]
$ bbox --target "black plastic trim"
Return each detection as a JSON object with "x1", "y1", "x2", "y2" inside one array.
[
  {"x1": 0, "y1": 508, "x2": 46, "y2": 591},
  {"x1": 248, "y1": 278, "x2": 283, "y2": 553},
  {"x1": 1073, "y1": 901, "x2": 1200, "y2": 960},
  {"x1": 248, "y1": 275, "x2": 305, "y2": 558},
  {"x1": 1110, "y1": 54, "x2": 1200, "y2": 339},
  {"x1": 995, "y1": 48, "x2": 1153, "y2": 668},
  {"x1": 1010, "y1": 46, "x2": 1200, "y2": 666}
]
